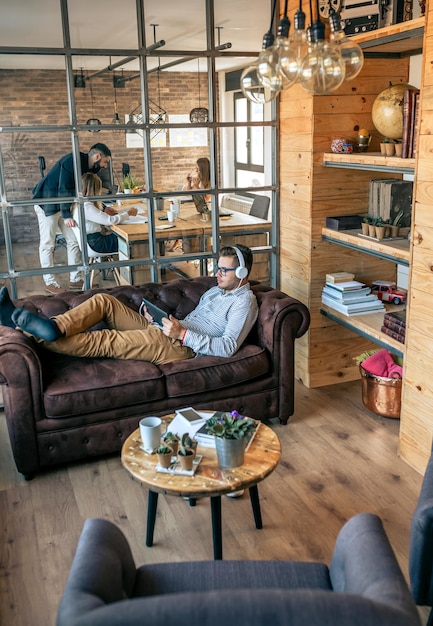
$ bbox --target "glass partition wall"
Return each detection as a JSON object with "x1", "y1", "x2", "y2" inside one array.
[{"x1": 0, "y1": 0, "x2": 278, "y2": 297}]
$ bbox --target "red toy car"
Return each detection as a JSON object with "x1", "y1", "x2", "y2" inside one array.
[{"x1": 371, "y1": 281, "x2": 407, "y2": 305}]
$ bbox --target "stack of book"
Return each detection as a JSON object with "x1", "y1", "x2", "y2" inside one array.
[
  {"x1": 322, "y1": 273, "x2": 385, "y2": 316},
  {"x1": 381, "y1": 309, "x2": 406, "y2": 344}
]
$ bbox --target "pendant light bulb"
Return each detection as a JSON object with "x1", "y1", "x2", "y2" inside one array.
[
  {"x1": 240, "y1": 62, "x2": 279, "y2": 104},
  {"x1": 328, "y1": 8, "x2": 364, "y2": 81},
  {"x1": 257, "y1": 16, "x2": 299, "y2": 91},
  {"x1": 241, "y1": 29, "x2": 279, "y2": 103},
  {"x1": 299, "y1": 21, "x2": 345, "y2": 95},
  {"x1": 290, "y1": 7, "x2": 308, "y2": 72}
]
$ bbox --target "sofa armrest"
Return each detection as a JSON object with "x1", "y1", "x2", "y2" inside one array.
[
  {"x1": 0, "y1": 327, "x2": 46, "y2": 477},
  {"x1": 330, "y1": 513, "x2": 419, "y2": 622}
]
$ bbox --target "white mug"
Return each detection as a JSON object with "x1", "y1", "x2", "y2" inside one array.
[
  {"x1": 139, "y1": 416, "x2": 166, "y2": 452},
  {"x1": 167, "y1": 209, "x2": 175, "y2": 222}
]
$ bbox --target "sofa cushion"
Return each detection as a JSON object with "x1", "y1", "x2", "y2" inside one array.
[
  {"x1": 160, "y1": 344, "x2": 270, "y2": 398},
  {"x1": 42, "y1": 352, "x2": 165, "y2": 418}
]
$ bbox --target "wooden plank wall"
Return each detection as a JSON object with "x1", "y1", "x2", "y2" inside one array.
[
  {"x1": 399, "y1": 6, "x2": 433, "y2": 473},
  {"x1": 280, "y1": 0, "x2": 409, "y2": 387}
]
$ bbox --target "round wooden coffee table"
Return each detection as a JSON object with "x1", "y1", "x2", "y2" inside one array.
[{"x1": 121, "y1": 412, "x2": 281, "y2": 559}]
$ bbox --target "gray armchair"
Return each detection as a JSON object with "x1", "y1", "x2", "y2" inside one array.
[
  {"x1": 410, "y1": 446, "x2": 433, "y2": 625},
  {"x1": 56, "y1": 514, "x2": 419, "y2": 626}
]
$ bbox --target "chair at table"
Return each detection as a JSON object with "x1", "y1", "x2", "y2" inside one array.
[
  {"x1": 56, "y1": 513, "x2": 419, "y2": 626},
  {"x1": 249, "y1": 195, "x2": 270, "y2": 220},
  {"x1": 71, "y1": 226, "x2": 121, "y2": 288},
  {"x1": 409, "y1": 445, "x2": 433, "y2": 625}
]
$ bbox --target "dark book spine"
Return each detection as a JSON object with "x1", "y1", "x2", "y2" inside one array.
[
  {"x1": 401, "y1": 88, "x2": 412, "y2": 159},
  {"x1": 383, "y1": 318, "x2": 406, "y2": 333},
  {"x1": 381, "y1": 325, "x2": 405, "y2": 344}
]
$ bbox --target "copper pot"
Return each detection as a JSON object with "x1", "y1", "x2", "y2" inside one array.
[{"x1": 359, "y1": 364, "x2": 402, "y2": 419}]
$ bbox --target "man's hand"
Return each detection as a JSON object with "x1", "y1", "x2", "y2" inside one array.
[
  {"x1": 64, "y1": 218, "x2": 77, "y2": 227},
  {"x1": 162, "y1": 314, "x2": 184, "y2": 340},
  {"x1": 141, "y1": 305, "x2": 153, "y2": 323}
]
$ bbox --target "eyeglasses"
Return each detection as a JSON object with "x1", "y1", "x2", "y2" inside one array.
[{"x1": 216, "y1": 266, "x2": 236, "y2": 276}]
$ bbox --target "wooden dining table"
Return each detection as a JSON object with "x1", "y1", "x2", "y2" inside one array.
[{"x1": 111, "y1": 199, "x2": 271, "y2": 284}]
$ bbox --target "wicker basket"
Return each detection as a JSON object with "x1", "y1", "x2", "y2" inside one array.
[{"x1": 359, "y1": 364, "x2": 402, "y2": 419}]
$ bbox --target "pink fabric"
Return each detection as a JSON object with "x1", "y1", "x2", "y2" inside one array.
[{"x1": 362, "y1": 349, "x2": 403, "y2": 379}]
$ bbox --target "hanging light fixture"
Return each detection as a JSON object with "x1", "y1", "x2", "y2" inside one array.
[
  {"x1": 189, "y1": 58, "x2": 209, "y2": 123},
  {"x1": 86, "y1": 72, "x2": 101, "y2": 131},
  {"x1": 111, "y1": 68, "x2": 123, "y2": 133},
  {"x1": 244, "y1": 0, "x2": 362, "y2": 101},
  {"x1": 240, "y1": 0, "x2": 279, "y2": 104},
  {"x1": 256, "y1": 0, "x2": 299, "y2": 91},
  {"x1": 328, "y1": 6, "x2": 364, "y2": 81}
]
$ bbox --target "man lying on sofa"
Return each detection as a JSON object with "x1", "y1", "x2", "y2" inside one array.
[{"x1": 0, "y1": 245, "x2": 258, "y2": 365}]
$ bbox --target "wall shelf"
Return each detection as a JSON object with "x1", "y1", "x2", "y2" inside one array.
[
  {"x1": 320, "y1": 305, "x2": 405, "y2": 358},
  {"x1": 323, "y1": 152, "x2": 415, "y2": 174},
  {"x1": 352, "y1": 17, "x2": 425, "y2": 57},
  {"x1": 322, "y1": 227, "x2": 410, "y2": 265}
]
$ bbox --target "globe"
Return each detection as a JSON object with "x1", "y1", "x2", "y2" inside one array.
[{"x1": 371, "y1": 83, "x2": 412, "y2": 140}]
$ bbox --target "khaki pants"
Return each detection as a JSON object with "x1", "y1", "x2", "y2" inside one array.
[{"x1": 44, "y1": 293, "x2": 194, "y2": 364}]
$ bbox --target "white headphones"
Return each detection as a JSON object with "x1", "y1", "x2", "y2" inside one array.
[{"x1": 233, "y1": 247, "x2": 248, "y2": 279}]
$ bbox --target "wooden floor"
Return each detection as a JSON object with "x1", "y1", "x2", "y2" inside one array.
[{"x1": 0, "y1": 378, "x2": 429, "y2": 625}]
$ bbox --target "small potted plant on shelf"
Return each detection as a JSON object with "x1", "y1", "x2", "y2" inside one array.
[
  {"x1": 380, "y1": 137, "x2": 395, "y2": 157},
  {"x1": 156, "y1": 444, "x2": 173, "y2": 468},
  {"x1": 394, "y1": 139, "x2": 403, "y2": 158},
  {"x1": 205, "y1": 410, "x2": 257, "y2": 468},
  {"x1": 122, "y1": 173, "x2": 137, "y2": 194},
  {"x1": 375, "y1": 218, "x2": 386, "y2": 240},
  {"x1": 368, "y1": 218, "x2": 377, "y2": 238},
  {"x1": 391, "y1": 210, "x2": 404, "y2": 238},
  {"x1": 361, "y1": 216, "x2": 371, "y2": 235},
  {"x1": 163, "y1": 431, "x2": 180, "y2": 456},
  {"x1": 178, "y1": 436, "x2": 195, "y2": 470}
]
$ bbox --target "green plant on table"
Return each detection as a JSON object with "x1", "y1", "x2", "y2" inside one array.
[
  {"x1": 163, "y1": 431, "x2": 180, "y2": 446},
  {"x1": 362, "y1": 216, "x2": 371, "y2": 224},
  {"x1": 122, "y1": 173, "x2": 137, "y2": 190},
  {"x1": 156, "y1": 444, "x2": 172, "y2": 455},
  {"x1": 178, "y1": 433, "x2": 194, "y2": 457},
  {"x1": 205, "y1": 410, "x2": 256, "y2": 440}
]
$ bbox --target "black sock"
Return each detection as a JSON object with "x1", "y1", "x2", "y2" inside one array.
[
  {"x1": 11, "y1": 308, "x2": 63, "y2": 342},
  {"x1": 0, "y1": 286, "x2": 16, "y2": 328}
]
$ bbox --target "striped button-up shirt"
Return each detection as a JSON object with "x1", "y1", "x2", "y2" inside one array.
[{"x1": 181, "y1": 284, "x2": 258, "y2": 358}]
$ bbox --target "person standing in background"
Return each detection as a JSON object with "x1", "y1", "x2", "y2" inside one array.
[{"x1": 33, "y1": 143, "x2": 112, "y2": 294}]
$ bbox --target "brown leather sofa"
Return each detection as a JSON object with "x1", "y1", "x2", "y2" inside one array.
[{"x1": 0, "y1": 277, "x2": 310, "y2": 479}]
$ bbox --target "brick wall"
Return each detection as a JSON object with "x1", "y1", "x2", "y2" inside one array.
[{"x1": 0, "y1": 69, "x2": 212, "y2": 243}]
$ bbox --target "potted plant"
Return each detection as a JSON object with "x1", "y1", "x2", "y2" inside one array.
[
  {"x1": 163, "y1": 431, "x2": 180, "y2": 456},
  {"x1": 391, "y1": 210, "x2": 404, "y2": 237},
  {"x1": 368, "y1": 218, "x2": 377, "y2": 238},
  {"x1": 361, "y1": 216, "x2": 370, "y2": 235},
  {"x1": 380, "y1": 137, "x2": 395, "y2": 157},
  {"x1": 205, "y1": 410, "x2": 257, "y2": 468},
  {"x1": 156, "y1": 444, "x2": 173, "y2": 468},
  {"x1": 180, "y1": 432, "x2": 197, "y2": 459},
  {"x1": 375, "y1": 218, "x2": 386, "y2": 240},
  {"x1": 178, "y1": 436, "x2": 194, "y2": 470},
  {"x1": 394, "y1": 139, "x2": 403, "y2": 157},
  {"x1": 122, "y1": 173, "x2": 137, "y2": 194}
]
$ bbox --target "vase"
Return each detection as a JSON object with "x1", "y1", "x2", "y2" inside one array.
[{"x1": 215, "y1": 437, "x2": 246, "y2": 468}]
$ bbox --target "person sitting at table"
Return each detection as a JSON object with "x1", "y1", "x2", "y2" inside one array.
[
  {"x1": 72, "y1": 173, "x2": 137, "y2": 254},
  {"x1": 0, "y1": 245, "x2": 258, "y2": 366},
  {"x1": 183, "y1": 156, "x2": 211, "y2": 197}
]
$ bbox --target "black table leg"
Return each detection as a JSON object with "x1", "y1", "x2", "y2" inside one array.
[
  {"x1": 146, "y1": 490, "x2": 159, "y2": 547},
  {"x1": 249, "y1": 485, "x2": 263, "y2": 529},
  {"x1": 210, "y1": 495, "x2": 223, "y2": 560}
]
